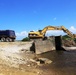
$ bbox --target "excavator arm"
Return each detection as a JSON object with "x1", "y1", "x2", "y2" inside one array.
[{"x1": 60, "y1": 26, "x2": 76, "y2": 38}]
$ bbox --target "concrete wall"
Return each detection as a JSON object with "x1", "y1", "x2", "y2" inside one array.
[{"x1": 34, "y1": 39, "x2": 55, "y2": 54}]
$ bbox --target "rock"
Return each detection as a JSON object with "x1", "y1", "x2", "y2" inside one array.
[
  {"x1": 38, "y1": 58, "x2": 52, "y2": 64},
  {"x1": 27, "y1": 64, "x2": 30, "y2": 67},
  {"x1": 30, "y1": 58, "x2": 52, "y2": 65}
]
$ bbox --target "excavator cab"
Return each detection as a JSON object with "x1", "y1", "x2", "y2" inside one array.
[{"x1": 38, "y1": 30, "x2": 42, "y2": 32}]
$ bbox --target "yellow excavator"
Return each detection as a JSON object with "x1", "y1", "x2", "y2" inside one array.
[{"x1": 28, "y1": 25, "x2": 76, "y2": 39}]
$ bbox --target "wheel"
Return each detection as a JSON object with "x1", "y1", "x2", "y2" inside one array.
[
  {"x1": 5, "y1": 37, "x2": 9, "y2": 42},
  {"x1": 1, "y1": 37, "x2": 5, "y2": 42},
  {"x1": 9, "y1": 38, "x2": 12, "y2": 42},
  {"x1": 12, "y1": 39, "x2": 15, "y2": 42},
  {"x1": 5, "y1": 37, "x2": 12, "y2": 42}
]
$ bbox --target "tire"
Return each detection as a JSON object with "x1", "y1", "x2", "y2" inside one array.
[
  {"x1": 5, "y1": 37, "x2": 12, "y2": 42},
  {"x1": 1, "y1": 37, "x2": 5, "y2": 42},
  {"x1": 9, "y1": 38, "x2": 12, "y2": 42},
  {"x1": 12, "y1": 39, "x2": 15, "y2": 42}
]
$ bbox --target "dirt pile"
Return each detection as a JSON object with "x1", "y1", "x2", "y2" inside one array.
[{"x1": 62, "y1": 39, "x2": 76, "y2": 47}]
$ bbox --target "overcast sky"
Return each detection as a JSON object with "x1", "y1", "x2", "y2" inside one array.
[{"x1": 0, "y1": 0, "x2": 76, "y2": 40}]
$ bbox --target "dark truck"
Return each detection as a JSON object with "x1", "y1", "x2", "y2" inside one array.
[{"x1": 0, "y1": 30, "x2": 16, "y2": 42}]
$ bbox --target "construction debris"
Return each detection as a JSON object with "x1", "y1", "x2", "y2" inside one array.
[{"x1": 30, "y1": 58, "x2": 52, "y2": 65}]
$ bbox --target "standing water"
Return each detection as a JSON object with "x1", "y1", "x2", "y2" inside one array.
[{"x1": 37, "y1": 50, "x2": 76, "y2": 75}]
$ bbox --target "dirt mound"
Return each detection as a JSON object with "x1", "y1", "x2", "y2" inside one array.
[{"x1": 62, "y1": 39, "x2": 76, "y2": 47}]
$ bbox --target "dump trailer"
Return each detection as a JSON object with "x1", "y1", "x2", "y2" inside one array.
[{"x1": 0, "y1": 30, "x2": 16, "y2": 42}]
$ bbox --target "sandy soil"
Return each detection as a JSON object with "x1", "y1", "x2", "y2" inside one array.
[{"x1": 0, "y1": 42, "x2": 43, "y2": 75}]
